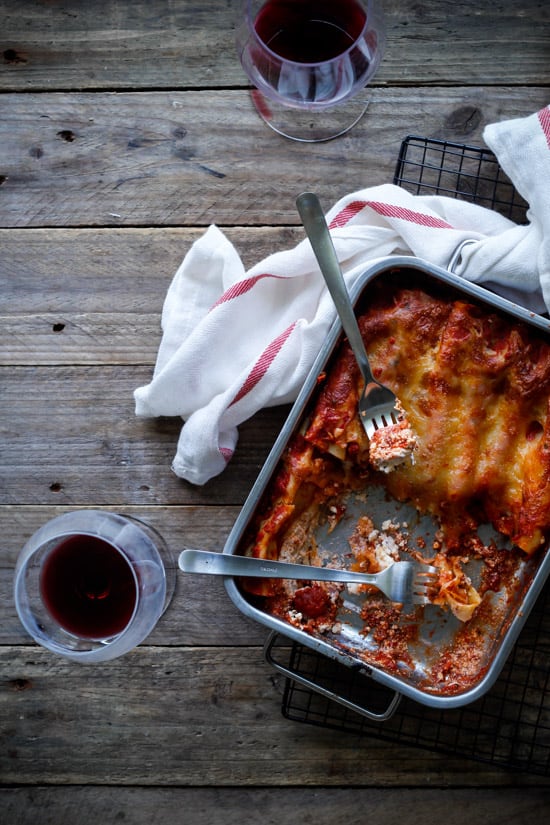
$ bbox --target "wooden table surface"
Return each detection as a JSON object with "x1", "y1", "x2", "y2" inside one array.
[{"x1": 2, "y1": 0, "x2": 550, "y2": 820}]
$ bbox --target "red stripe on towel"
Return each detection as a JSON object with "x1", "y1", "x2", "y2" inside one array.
[
  {"x1": 229, "y1": 322, "x2": 297, "y2": 407},
  {"x1": 329, "y1": 199, "x2": 453, "y2": 230},
  {"x1": 329, "y1": 200, "x2": 367, "y2": 227},
  {"x1": 538, "y1": 106, "x2": 550, "y2": 150},
  {"x1": 211, "y1": 272, "x2": 286, "y2": 310},
  {"x1": 219, "y1": 446, "x2": 234, "y2": 464}
]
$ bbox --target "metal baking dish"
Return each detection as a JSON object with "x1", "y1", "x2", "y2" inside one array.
[{"x1": 224, "y1": 256, "x2": 550, "y2": 716}]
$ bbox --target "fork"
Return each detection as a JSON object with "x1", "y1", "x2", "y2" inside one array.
[
  {"x1": 179, "y1": 549, "x2": 438, "y2": 605},
  {"x1": 296, "y1": 191, "x2": 400, "y2": 439}
]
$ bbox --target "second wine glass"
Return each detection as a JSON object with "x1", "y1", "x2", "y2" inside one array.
[
  {"x1": 237, "y1": 0, "x2": 386, "y2": 142},
  {"x1": 14, "y1": 510, "x2": 175, "y2": 662}
]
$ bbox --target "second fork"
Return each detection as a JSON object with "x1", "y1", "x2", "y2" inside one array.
[{"x1": 179, "y1": 549, "x2": 438, "y2": 605}]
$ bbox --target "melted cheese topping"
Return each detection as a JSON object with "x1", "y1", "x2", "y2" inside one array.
[{"x1": 359, "y1": 288, "x2": 550, "y2": 555}]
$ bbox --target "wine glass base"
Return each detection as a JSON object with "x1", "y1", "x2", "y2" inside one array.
[{"x1": 250, "y1": 89, "x2": 369, "y2": 142}]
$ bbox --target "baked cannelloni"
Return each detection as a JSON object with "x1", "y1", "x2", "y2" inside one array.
[{"x1": 242, "y1": 279, "x2": 550, "y2": 631}]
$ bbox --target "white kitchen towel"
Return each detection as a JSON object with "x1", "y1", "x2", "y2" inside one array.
[{"x1": 135, "y1": 106, "x2": 550, "y2": 485}]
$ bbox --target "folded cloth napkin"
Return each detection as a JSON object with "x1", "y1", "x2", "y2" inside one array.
[{"x1": 135, "y1": 106, "x2": 550, "y2": 485}]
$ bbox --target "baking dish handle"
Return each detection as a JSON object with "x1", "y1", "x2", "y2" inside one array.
[{"x1": 263, "y1": 632, "x2": 402, "y2": 722}]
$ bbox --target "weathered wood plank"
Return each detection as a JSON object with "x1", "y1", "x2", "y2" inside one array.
[
  {"x1": 0, "y1": 227, "x2": 304, "y2": 365},
  {"x1": 2, "y1": 786, "x2": 550, "y2": 824},
  {"x1": 0, "y1": 366, "x2": 290, "y2": 505},
  {"x1": 0, "y1": 227, "x2": 304, "y2": 311},
  {"x1": 1, "y1": 88, "x2": 548, "y2": 228},
  {"x1": 1, "y1": 312, "x2": 166, "y2": 365},
  {"x1": 1, "y1": 0, "x2": 548, "y2": 91},
  {"x1": 1, "y1": 645, "x2": 548, "y2": 787}
]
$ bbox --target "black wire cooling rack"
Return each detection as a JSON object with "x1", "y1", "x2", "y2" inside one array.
[
  {"x1": 394, "y1": 135, "x2": 528, "y2": 222},
  {"x1": 278, "y1": 136, "x2": 550, "y2": 777}
]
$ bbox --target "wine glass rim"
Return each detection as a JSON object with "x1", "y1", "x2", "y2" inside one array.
[{"x1": 245, "y1": 0, "x2": 376, "y2": 68}]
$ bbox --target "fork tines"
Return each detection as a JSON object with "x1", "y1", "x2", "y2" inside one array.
[
  {"x1": 412, "y1": 565, "x2": 439, "y2": 605},
  {"x1": 362, "y1": 407, "x2": 401, "y2": 440},
  {"x1": 367, "y1": 410, "x2": 399, "y2": 431}
]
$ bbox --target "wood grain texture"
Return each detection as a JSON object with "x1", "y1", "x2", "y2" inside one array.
[
  {"x1": 0, "y1": 227, "x2": 303, "y2": 364},
  {"x1": 1, "y1": 645, "x2": 549, "y2": 788},
  {"x1": 0, "y1": 365, "x2": 290, "y2": 505},
  {"x1": 2, "y1": 786, "x2": 550, "y2": 824},
  {"x1": 1, "y1": 88, "x2": 548, "y2": 228},
  {"x1": 1, "y1": 0, "x2": 548, "y2": 90}
]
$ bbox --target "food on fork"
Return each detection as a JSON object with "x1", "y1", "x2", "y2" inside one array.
[{"x1": 367, "y1": 400, "x2": 417, "y2": 473}]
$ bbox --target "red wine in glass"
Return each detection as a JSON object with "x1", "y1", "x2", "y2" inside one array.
[
  {"x1": 237, "y1": 0, "x2": 386, "y2": 141},
  {"x1": 40, "y1": 534, "x2": 137, "y2": 639},
  {"x1": 15, "y1": 510, "x2": 173, "y2": 662},
  {"x1": 255, "y1": 0, "x2": 367, "y2": 66}
]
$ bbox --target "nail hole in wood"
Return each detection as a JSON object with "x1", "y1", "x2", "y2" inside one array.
[
  {"x1": 10, "y1": 678, "x2": 32, "y2": 691},
  {"x1": 3, "y1": 48, "x2": 27, "y2": 64},
  {"x1": 57, "y1": 130, "x2": 75, "y2": 142}
]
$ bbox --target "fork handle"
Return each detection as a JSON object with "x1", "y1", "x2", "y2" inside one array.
[
  {"x1": 179, "y1": 549, "x2": 380, "y2": 585},
  {"x1": 296, "y1": 192, "x2": 375, "y2": 385}
]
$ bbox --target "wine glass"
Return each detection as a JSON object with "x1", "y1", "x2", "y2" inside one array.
[
  {"x1": 236, "y1": 0, "x2": 386, "y2": 142},
  {"x1": 13, "y1": 510, "x2": 175, "y2": 662}
]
